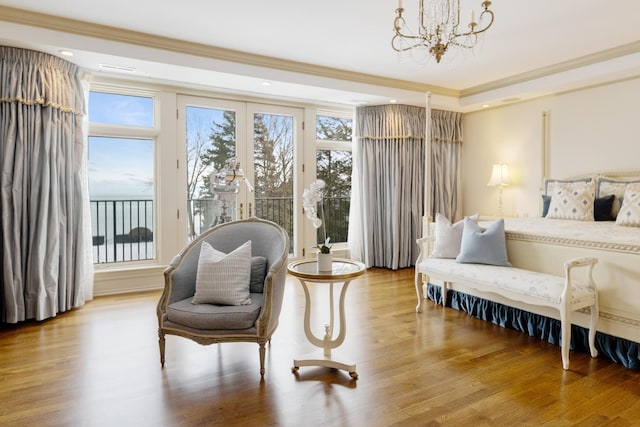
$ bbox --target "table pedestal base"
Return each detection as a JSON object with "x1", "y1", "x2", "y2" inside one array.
[
  {"x1": 287, "y1": 259, "x2": 365, "y2": 381},
  {"x1": 291, "y1": 351, "x2": 357, "y2": 379}
]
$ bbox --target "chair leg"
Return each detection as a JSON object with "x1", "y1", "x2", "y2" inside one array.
[
  {"x1": 259, "y1": 342, "x2": 266, "y2": 377},
  {"x1": 158, "y1": 329, "x2": 166, "y2": 367}
]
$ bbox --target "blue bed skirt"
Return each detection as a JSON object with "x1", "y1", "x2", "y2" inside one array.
[{"x1": 426, "y1": 283, "x2": 640, "y2": 370}]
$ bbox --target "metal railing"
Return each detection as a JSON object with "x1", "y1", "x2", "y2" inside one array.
[
  {"x1": 90, "y1": 196, "x2": 350, "y2": 264},
  {"x1": 189, "y1": 196, "x2": 350, "y2": 244},
  {"x1": 90, "y1": 199, "x2": 154, "y2": 264}
]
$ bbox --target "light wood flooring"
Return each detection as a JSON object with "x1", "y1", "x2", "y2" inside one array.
[{"x1": 1, "y1": 267, "x2": 639, "y2": 426}]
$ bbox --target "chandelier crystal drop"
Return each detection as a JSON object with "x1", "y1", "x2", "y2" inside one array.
[{"x1": 392, "y1": 0, "x2": 495, "y2": 63}]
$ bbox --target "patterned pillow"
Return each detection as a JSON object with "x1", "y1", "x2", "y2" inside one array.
[
  {"x1": 543, "y1": 177, "x2": 592, "y2": 195},
  {"x1": 546, "y1": 180, "x2": 595, "y2": 221},
  {"x1": 430, "y1": 213, "x2": 479, "y2": 259},
  {"x1": 192, "y1": 241, "x2": 252, "y2": 306},
  {"x1": 615, "y1": 184, "x2": 640, "y2": 227},
  {"x1": 543, "y1": 193, "x2": 613, "y2": 220},
  {"x1": 596, "y1": 177, "x2": 640, "y2": 218}
]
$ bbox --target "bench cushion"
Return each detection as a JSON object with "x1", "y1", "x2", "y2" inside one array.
[{"x1": 419, "y1": 258, "x2": 596, "y2": 306}]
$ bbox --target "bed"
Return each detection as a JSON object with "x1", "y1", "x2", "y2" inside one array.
[{"x1": 422, "y1": 171, "x2": 640, "y2": 369}]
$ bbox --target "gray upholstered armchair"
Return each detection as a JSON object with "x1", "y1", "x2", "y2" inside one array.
[{"x1": 157, "y1": 217, "x2": 289, "y2": 378}]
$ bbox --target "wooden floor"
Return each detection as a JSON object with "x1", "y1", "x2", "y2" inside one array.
[{"x1": 1, "y1": 267, "x2": 639, "y2": 426}]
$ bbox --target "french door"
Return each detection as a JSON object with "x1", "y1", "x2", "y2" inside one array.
[{"x1": 177, "y1": 95, "x2": 302, "y2": 255}]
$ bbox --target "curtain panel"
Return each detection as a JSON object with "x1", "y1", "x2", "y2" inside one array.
[
  {"x1": 430, "y1": 109, "x2": 463, "y2": 221},
  {"x1": 0, "y1": 46, "x2": 93, "y2": 323},
  {"x1": 350, "y1": 104, "x2": 426, "y2": 269}
]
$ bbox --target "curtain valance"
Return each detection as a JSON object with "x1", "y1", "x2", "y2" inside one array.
[
  {"x1": 356, "y1": 104, "x2": 426, "y2": 140},
  {"x1": 431, "y1": 109, "x2": 463, "y2": 144},
  {"x1": 0, "y1": 46, "x2": 85, "y2": 115}
]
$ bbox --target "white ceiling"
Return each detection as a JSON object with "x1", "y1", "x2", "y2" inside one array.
[{"x1": 1, "y1": 0, "x2": 640, "y2": 111}]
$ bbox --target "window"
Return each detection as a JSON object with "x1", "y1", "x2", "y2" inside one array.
[
  {"x1": 180, "y1": 96, "x2": 301, "y2": 254},
  {"x1": 185, "y1": 105, "x2": 238, "y2": 238},
  {"x1": 88, "y1": 92, "x2": 154, "y2": 127},
  {"x1": 88, "y1": 90, "x2": 156, "y2": 263},
  {"x1": 315, "y1": 113, "x2": 353, "y2": 245}
]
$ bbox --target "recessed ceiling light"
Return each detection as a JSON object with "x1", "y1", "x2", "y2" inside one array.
[
  {"x1": 482, "y1": 104, "x2": 490, "y2": 108},
  {"x1": 99, "y1": 63, "x2": 136, "y2": 73},
  {"x1": 58, "y1": 50, "x2": 74, "y2": 57},
  {"x1": 389, "y1": 99, "x2": 397, "y2": 103},
  {"x1": 261, "y1": 81, "x2": 272, "y2": 86}
]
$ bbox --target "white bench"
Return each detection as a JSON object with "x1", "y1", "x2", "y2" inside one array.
[{"x1": 414, "y1": 236, "x2": 600, "y2": 370}]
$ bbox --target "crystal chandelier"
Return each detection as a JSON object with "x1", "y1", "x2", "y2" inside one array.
[{"x1": 392, "y1": 0, "x2": 495, "y2": 63}]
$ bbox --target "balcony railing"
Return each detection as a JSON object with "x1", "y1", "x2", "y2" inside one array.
[
  {"x1": 90, "y1": 196, "x2": 350, "y2": 264},
  {"x1": 91, "y1": 199, "x2": 154, "y2": 264},
  {"x1": 189, "y1": 196, "x2": 350, "y2": 244}
]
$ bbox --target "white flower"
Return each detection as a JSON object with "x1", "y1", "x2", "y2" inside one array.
[{"x1": 302, "y1": 179, "x2": 331, "y2": 252}]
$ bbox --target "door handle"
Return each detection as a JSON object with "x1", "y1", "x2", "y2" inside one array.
[
  {"x1": 249, "y1": 202, "x2": 252, "y2": 217},
  {"x1": 239, "y1": 203, "x2": 243, "y2": 220}
]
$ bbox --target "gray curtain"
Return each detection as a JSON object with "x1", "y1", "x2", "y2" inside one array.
[
  {"x1": 0, "y1": 46, "x2": 93, "y2": 323},
  {"x1": 350, "y1": 104, "x2": 425, "y2": 269},
  {"x1": 430, "y1": 109, "x2": 463, "y2": 221}
]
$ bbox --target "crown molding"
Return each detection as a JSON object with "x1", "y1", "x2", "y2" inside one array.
[
  {"x1": 0, "y1": 5, "x2": 458, "y2": 98},
  {"x1": 462, "y1": 41, "x2": 640, "y2": 97}
]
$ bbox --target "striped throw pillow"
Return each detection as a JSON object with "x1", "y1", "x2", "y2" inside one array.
[{"x1": 192, "y1": 241, "x2": 252, "y2": 305}]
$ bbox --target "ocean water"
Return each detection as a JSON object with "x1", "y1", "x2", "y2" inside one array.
[{"x1": 90, "y1": 197, "x2": 154, "y2": 263}]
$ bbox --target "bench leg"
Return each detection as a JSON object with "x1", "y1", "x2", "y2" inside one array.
[
  {"x1": 415, "y1": 272, "x2": 423, "y2": 313},
  {"x1": 588, "y1": 302, "x2": 599, "y2": 358},
  {"x1": 560, "y1": 307, "x2": 571, "y2": 370},
  {"x1": 441, "y1": 282, "x2": 448, "y2": 306}
]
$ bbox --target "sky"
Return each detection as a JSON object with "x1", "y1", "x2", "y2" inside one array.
[{"x1": 88, "y1": 92, "x2": 154, "y2": 199}]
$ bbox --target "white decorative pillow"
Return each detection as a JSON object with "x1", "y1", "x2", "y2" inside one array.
[
  {"x1": 546, "y1": 181, "x2": 595, "y2": 221},
  {"x1": 596, "y1": 177, "x2": 640, "y2": 218},
  {"x1": 192, "y1": 241, "x2": 252, "y2": 306},
  {"x1": 615, "y1": 184, "x2": 640, "y2": 227},
  {"x1": 430, "y1": 213, "x2": 479, "y2": 259}
]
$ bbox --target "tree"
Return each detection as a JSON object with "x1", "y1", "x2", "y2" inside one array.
[
  {"x1": 252, "y1": 113, "x2": 294, "y2": 240},
  {"x1": 186, "y1": 113, "x2": 219, "y2": 237},
  {"x1": 315, "y1": 116, "x2": 353, "y2": 243},
  {"x1": 253, "y1": 113, "x2": 294, "y2": 198},
  {"x1": 200, "y1": 110, "x2": 237, "y2": 197},
  {"x1": 316, "y1": 116, "x2": 352, "y2": 197}
]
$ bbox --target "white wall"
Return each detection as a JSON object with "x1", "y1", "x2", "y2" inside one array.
[{"x1": 462, "y1": 77, "x2": 640, "y2": 218}]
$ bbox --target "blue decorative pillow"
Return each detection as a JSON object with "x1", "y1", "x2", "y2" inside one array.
[
  {"x1": 594, "y1": 194, "x2": 615, "y2": 221},
  {"x1": 541, "y1": 194, "x2": 551, "y2": 217},
  {"x1": 456, "y1": 218, "x2": 511, "y2": 267}
]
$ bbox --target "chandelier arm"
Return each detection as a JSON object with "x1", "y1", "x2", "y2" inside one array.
[
  {"x1": 459, "y1": 9, "x2": 494, "y2": 37},
  {"x1": 391, "y1": 36, "x2": 432, "y2": 53},
  {"x1": 391, "y1": 0, "x2": 494, "y2": 62},
  {"x1": 418, "y1": 0, "x2": 427, "y2": 36}
]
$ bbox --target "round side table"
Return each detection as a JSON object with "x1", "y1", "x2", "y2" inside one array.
[{"x1": 287, "y1": 258, "x2": 365, "y2": 379}]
